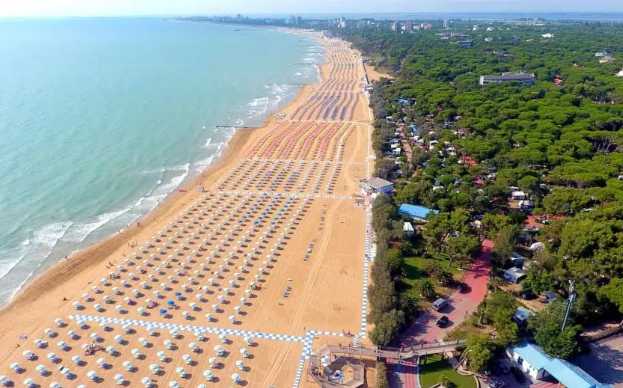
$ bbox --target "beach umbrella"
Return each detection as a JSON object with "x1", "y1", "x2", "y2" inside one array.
[
  {"x1": 114, "y1": 373, "x2": 125, "y2": 385},
  {"x1": 87, "y1": 370, "x2": 98, "y2": 381},
  {"x1": 203, "y1": 369, "x2": 214, "y2": 380},
  {"x1": 10, "y1": 363, "x2": 22, "y2": 373},
  {"x1": 23, "y1": 378, "x2": 36, "y2": 388}
]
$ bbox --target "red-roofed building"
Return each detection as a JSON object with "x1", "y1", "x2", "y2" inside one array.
[{"x1": 461, "y1": 155, "x2": 478, "y2": 167}]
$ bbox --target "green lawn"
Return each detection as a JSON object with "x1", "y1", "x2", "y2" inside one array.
[
  {"x1": 400, "y1": 256, "x2": 459, "y2": 298},
  {"x1": 401, "y1": 256, "x2": 429, "y2": 287},
  {"x1": 419, "y1": 354, "x2": 477, "y2": 388}
]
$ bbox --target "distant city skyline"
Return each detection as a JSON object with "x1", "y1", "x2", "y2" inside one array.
[{"x1": 1, "y1": 0, "x2": 623, "y2": 18}]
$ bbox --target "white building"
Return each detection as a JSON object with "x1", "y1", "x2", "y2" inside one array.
[
  {"x1": 511, "y1": 190, "x2": 527, "y2": 200},
  {"x1": 361, "y1": 177, "x2": 394, "y2": 195},
  {"x1": 507, "y1": 342, "x2": 612, "y2": 387},
  {"x1": 403, "y1": 222, "x2": 415, "y2": 237}
]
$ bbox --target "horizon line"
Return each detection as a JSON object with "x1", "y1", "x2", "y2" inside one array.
[{"x1": 3, "y1": 11, "x2": 623, "y2": 20}]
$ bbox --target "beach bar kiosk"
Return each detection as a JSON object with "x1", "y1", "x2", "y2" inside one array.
[
  {"x1": 361, "y1": 177, "x2": 394, "y2": 195},
  {"x1": 399, "y1": 204, "x2": 437, "y2": 222}
]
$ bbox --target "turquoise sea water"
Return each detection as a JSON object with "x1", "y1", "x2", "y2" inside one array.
[{"x1": 0, "y1": 18, "x2": 322, "y2": 304}]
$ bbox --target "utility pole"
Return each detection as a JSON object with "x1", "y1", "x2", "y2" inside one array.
[{"x1": 561, "y1": 280, "x2": 576, "y2": 332}]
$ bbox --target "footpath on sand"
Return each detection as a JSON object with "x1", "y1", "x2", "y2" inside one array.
[{"x1": 401, "y1": 239, "x2": 493, "y2": 346}]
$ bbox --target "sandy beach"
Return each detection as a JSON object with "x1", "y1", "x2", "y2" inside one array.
[{"x1": 0, "y1": 30, "x2": 375, "y2": 388}]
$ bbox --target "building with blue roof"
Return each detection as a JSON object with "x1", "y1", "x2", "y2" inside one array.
[
  {"x1": 547, "y1": 359, "x2": 610, "y2": 388},
  {"x1": 398, "y1": 204, "x2": 437, "y2": 222},
  {"x1": 507, "y1": 342, "x2": 612, "y2": 388},
  {"x1": 508, "y1": 342, "x2": 551, "y2": 380}
]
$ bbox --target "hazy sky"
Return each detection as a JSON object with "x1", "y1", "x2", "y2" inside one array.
[{"x1": 1, "y1": 0, "x2": 622, "y2": 18}]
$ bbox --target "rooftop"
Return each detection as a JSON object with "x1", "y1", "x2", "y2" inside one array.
[
  {"x1": 514, "y1": 307, "x2": 534, "y2": 322},
  {"x1": 510, "y1": 343, "x2": 612, "y2": 388},
  {"x1": 364, "y1": 177, "x2": 393, "y2": 190},
  {"x1": 487, "y1": 72, "x2": 535, "y2": 81},
  {"x1": 398, "y1": 204, "x2": 437, "y2": 221},
  {"x1": 512, "y1": 342, "x2": 550, "y2": 370},
  {"x1": 547, "y1": 359, "x2": 610, "y2": 388}
]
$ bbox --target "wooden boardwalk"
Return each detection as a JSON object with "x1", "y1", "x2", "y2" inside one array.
[
  {"x1": 307, "y1": 342, "x2": 463, "y2": 387},
  {"x1": 317, "y1": 340, "x2": 465, "y2": 360}
]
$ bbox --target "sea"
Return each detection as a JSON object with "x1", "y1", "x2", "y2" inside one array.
[{"x1": 0, "y1": 17, "x2": 323, "y2": 305}]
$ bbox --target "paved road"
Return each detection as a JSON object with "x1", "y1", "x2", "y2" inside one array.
[
  {"x1": 388, "y1": 358, "x2": 419, "y2": 388},
  {"x1": 400, "y1": 240, "x2": 493, "y2": 345},
  {"x1": 575, "y1": 333, "x2": 623, "y2": 387}
]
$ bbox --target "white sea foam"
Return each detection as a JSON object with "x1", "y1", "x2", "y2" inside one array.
[
  {"x1": 141, "y1": 163, "x2": 189, "y2": 176},
  {"x1": 0, "y1": 252, "x2": 26, "y2": 280},
  {"x1": 129, "y1": 162, "x2": 192, "y2": 217},
  {"x1": 247, "y1": 96, "x2": 270, "y2": 118},
  {"x1": 195, "y1": 154, "x2": 216, "y2": 168},
  {"x1": 32, "y1": 221, "x2": 73, "y2": 249},
  {"x1": 153, "y1": 163, "x2": 190, "y2": 196},
  {"x1": 63, "y1": 209, "x2": 128, "y2": 243},
  {"x1": 0, "y1": 23, "x2": 324, "y2": 307},
  {"x1": 0, "y1": 221, "x2": 72, "y2": 282}
]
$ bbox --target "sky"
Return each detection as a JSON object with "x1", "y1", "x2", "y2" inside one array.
[{"x1": 1, "y1": 0, "x2": 622, "y2": 18}]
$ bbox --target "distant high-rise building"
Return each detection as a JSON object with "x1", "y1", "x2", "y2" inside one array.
[{"x1": 336, "y1": 17, "x2": 347, "y2": 29}]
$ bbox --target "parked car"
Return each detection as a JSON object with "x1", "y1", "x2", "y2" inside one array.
[
  {"x1": 457, "y1": 282, "x2": 471, "y2": 294},
  {"x1": 489, "y1": 380, "x2": 506, "y2": 388},
  {"x1": 432, "y1": 298, "x2": 449, "y2": 312},
  {"x1": 540, "y1": 291, "x2": 558, "y2": 304},
  {"x1": 520, "y1": 289, "x2": 536, "y2": 300},
  {"x1": 436, "y1": 315, "x2": 450, "y2": 328}
]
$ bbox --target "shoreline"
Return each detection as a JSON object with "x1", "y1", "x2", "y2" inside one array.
[
  {"x1": 0, "y1": 81, "x2": 322, "y2": 366},
  {"x1": 0, "y1": 31, "x2": 375, "y2": 387},
  {"x1": 0, "y1": 28, "x2": 323, "y2": 311},
  {"x1": 0, "y1": 31, "x2": 326, "y2": 346},
  {"x1": 0, "y1": 29, "x2": 327, "y2": 363},
  {"x1": 0, "y1": 127, "x2": 252, "y2": 311}
]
